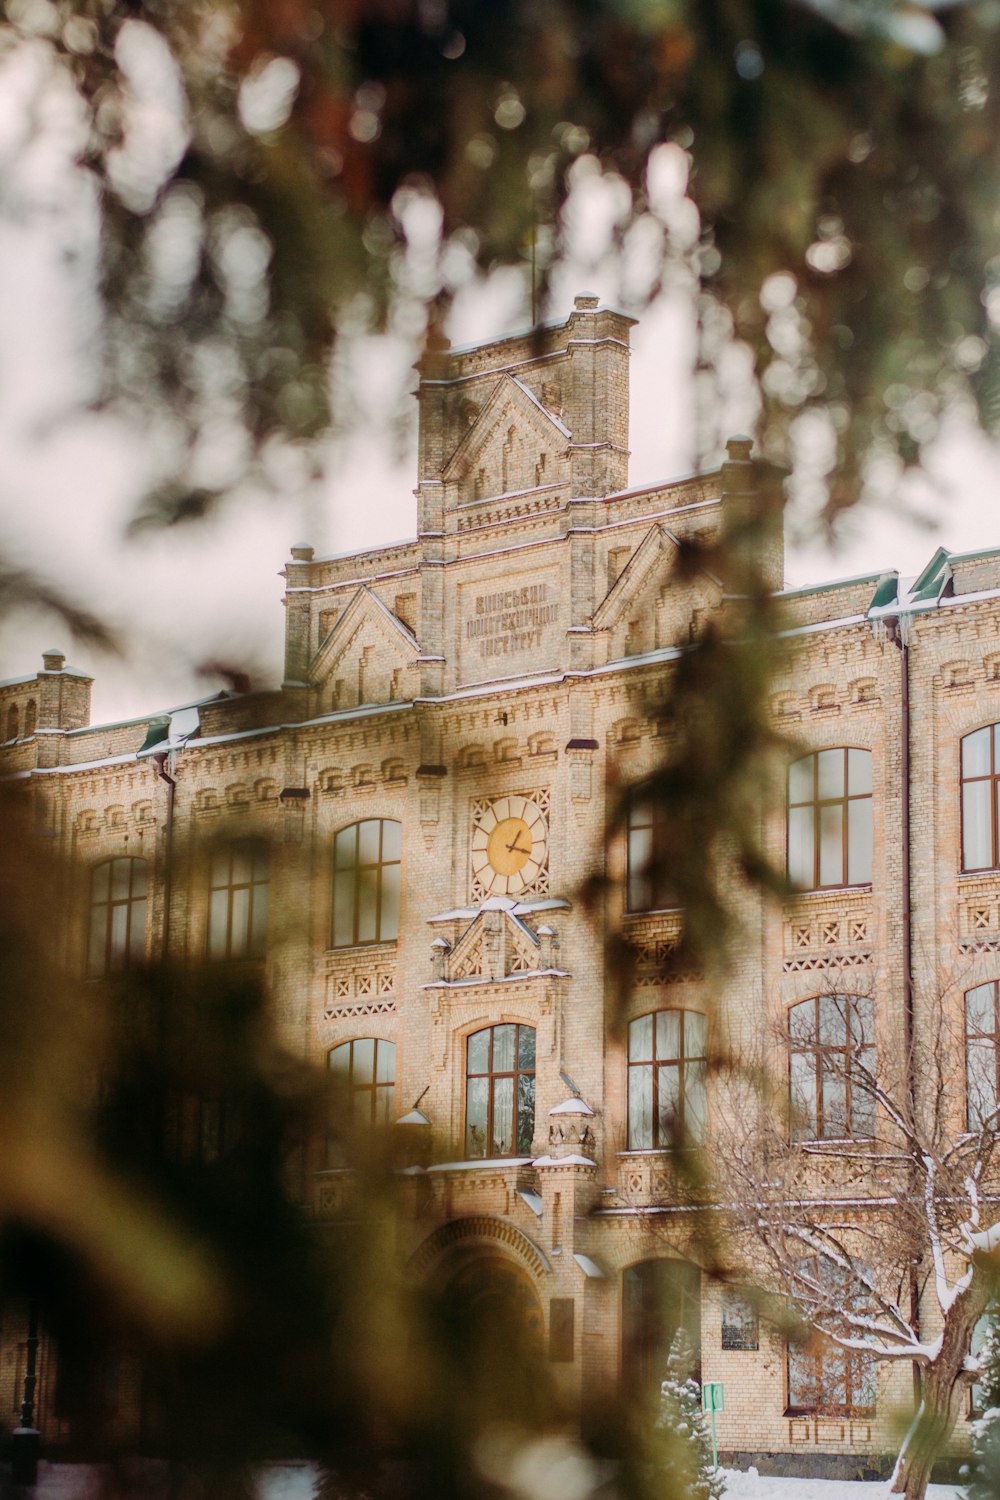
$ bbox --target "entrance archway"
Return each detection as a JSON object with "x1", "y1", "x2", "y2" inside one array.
[{"x1": 621, "y1": 1258, "x2": 701, "y2": 1391}]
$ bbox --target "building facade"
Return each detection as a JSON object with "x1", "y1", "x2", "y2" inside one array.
[{"x1": 3, "y1": 295, "x2": 1000, "y2": 1474}]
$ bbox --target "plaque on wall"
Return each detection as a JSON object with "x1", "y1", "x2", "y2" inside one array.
[
  {"x1": 721, "y1": 1288, "x2": 759, "y2": 1351},
  {"x1": 457, "y1": 567, "x2": 561, "y2": 683}
]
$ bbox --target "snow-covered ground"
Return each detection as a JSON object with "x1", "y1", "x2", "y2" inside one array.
[{"x1": 12, "y1": 1461, "x2": 968, "y2": 1498}]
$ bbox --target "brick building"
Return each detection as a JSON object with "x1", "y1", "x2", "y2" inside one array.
[{"x1": 3, "y1": 295, "x2": 999, "y2": 1474}]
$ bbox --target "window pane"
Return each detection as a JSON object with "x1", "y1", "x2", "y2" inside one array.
[
  {"x1": 627, "y1": 870, "x2": 650, "y2": 913},
  {"x1": 790, "y1": 1052, "x2": 817, "y2": 1137},
  {"x1": 657, "y1": 1062, "x2": 680, "y2": 1142},
  {"x1": 250, "y1": 882, "x2": 268, "y2": 955},
  {"x1": 381, "y1": 820, "x2": 402, "y2": 862},
  {"x1": 333, "y1": 871, "x2": 356, "y2": 946},
  {"x1": 656, "y1": 1010, "x2": 681, "y2": 1062},
  {"x1": 128, "y1": 898, "x2": 147, "y2": 962},
  {"x1": 358, "y1": 819, "x2": 381, "y2": 864},
  {"x1": 379, "y1": 861, "x2": 400, "y2": 940},
  {"x1": 847, "y1": 749, "x2": 872, "y2": 796},
  {"x1": 964, "y1": 781, "x2": 993, "y2": 869},
  {"x1": 847, "y1": 797, "x2": 873, "y2": 885},
  {"x1": 788, "y1": 806, "x2": 815, "y2": 889},
  {"x1": 821, "y1": 1066, "x2": 847, "y2": 1137},
  {"x1": 629, "y1": 1014, "x2": 653, "y2": 1062},
  {"x1": 518, "y1": 1026, "x2": 536, "y2": 1070},
  {"x1": 818, "y1": 803, "x2": 844, "y2": 886},
  {"x1": 964, "y1": 726, "x2": 992, "y2": 777},
  {"x1": 376, "y1": 1040, "x2": 396, "y2": 1084},
  {"x1": 628, "y1": 1064, "x2": 653, "y2": 1148},
  {"x1": 683, "y1": 1011, "x2": 707, "y2": 1058},
  {"x1": 851, "y1": 997, "x2": 873, "y2": 1045},
  {"x1": 492, "y1": 1076, "x2": 514, "y2": 1153},
  {"x1": 467, "y1": 1029, "x2": 490, "y2": 1075},
  {"x1": 209, "y1": 888, "x2": 229, "y2": 958},
  {"x1": 131, "y1": 860, "x2": 148, "y2": 897},
  {"x1": 685, "y1": 1061, "x2": 707, "y2": 1142},
  {"x1": 352, "y1": 1038, "x2": 375, "y2": 1081},
  {"x1": 375, "y1": 1083, "x2": 394, "y2": 1126},
  {"x1": 356, "y1": 867, "x2": 378, "y2": 943},
  {"x1": 493, "y1": 1024, "x2": 516, "y2": 1072},
  {"x1": 329, "y1": 1043, "x2": 351, "y2": 1074},
  {"x1": 967, "y1": 982, "x2": 997, "y2": 1035},
  {"x1": 466, "y1": 1077, "x2": 488, "y2": 1155},
  {"x1": 252, "y1": 847, "x2": 269, "y2": 882},
  {"x1": 334, "y1": 826, "x2": 357, "y2": 870},
  {"x1": 788, "y1": 756, "x2": 814, "y2": 804},
  {"x1": 107, "y1": 900, "x2": 127, "y2": 965},
  {"x1": 789, "y1": 1000, "x2": 816, "y2": 1044},
  {"x1": 817, "y1": 748, "x2": 845, "y2": 799},
  {"x1": 88, "y1": 905, "x2": 106, "y2": 977},
  {"x1": 111, "y1": 859, "x2": 133, "y2": 901},
  {"x1": 230, "y1": 887, "x2": 250, "y2": 955},
  {"x1": 231, "y1": 845, "x2": 252, "y2": 886},
  {"x1": 516, "y1": 1073, "x2": 535, "y2": 1153},
  {"x1": 629, "y1": 826, "x2": 652, "y2": 878},
  {"x1": 819, "y1": 995, "x2": 850, "y2": 1045},
  {"x1": 967, "y1": 1037, "x2": 997, "y2": 1127},
  {"x1": 211, "y1": 849, "x2": 230, "y2": 888},
  {"x1": 851, "y1": 1075, "x2": 875, "y2": 1137},
  {"x1": 92, "y1": 862, "x2": 110, "y2": 902}
]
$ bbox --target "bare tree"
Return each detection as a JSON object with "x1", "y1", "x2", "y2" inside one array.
[{"x1": 721, "y1": 987, "x2": 1000, "y2": 1500}]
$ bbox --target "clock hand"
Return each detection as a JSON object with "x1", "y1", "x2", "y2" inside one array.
[{"x1": 505, "y1": 838, "x2": 532, "y2": 856}]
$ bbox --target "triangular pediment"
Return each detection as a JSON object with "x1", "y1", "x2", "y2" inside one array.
[
  {"x1": 310, "y1": 586, "x2": 420, "y2": 709},
  {"x1": 446, "y1": 907, "x2": 541, "y2": 983},
  {"x1": 592, "y1": 526, "x2": 722, "y2": 659},
  {"x1": 442, "y1": 376, "x2": 571, "y2": 501}
]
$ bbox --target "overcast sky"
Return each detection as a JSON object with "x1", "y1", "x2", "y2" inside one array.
[{"x1": 2, "y1": 43, "x2": 999, "y2": 727}]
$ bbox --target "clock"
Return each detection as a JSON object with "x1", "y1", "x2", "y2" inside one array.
[{"x1": 471, "y1": 794, "x2": 549, "y2": 898}]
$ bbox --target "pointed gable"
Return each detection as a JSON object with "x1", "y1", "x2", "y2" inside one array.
[
  {"x1": 441, "y1": 375, "x2": 571, "y2": 504},
  {"x1": 310, "y1": 586, "x2": 421, "y2": 711},
  {"x1": 592, "y1": 525, "x2": 722, "y2": 662}
]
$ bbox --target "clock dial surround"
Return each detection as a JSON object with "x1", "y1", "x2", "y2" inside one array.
[{"x1": 471, "y1": 794, "x2": 549, "y2": 898}]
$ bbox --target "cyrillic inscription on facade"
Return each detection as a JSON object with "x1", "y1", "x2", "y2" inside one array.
[{"x1": 458, "y1": 571, "x2": 561, "y2": 680}]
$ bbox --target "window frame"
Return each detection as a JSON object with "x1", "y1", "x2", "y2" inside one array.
[
  {"x1": 961, "y1": 725, "x2": 1000, "y2": 872},
  {"x1": 625, "y1": 795, "x2": 673, "y2": 913},
  {"x1": 464, "y1": 1022, "x2": 536, "y2": 1159},
  {"x1": 330, "y1": 818, "x2": 402, "y2": 949},
  {"x1": 328, "y1": 1037, "x2": 396, "y2": 1130},
  {"x1": 87, "y1": 855, "x2": 149, "y2": 977},
  {"x1": 208, "y1": 841, "x2": 269, "y2": 961},
  {"x1": 965, "y1": 980, "x2": 1000, "y2": 1130},
  {"x1": 786, "y1": 1329, "x2": 876, "y2": 1418},
  {"x1": 787, "y1": 994, "x2": 875, "y2": 1143},
  {"x1": 786, "y1": 747, "x2": 873, "y2": 893},
  {"x1": 626, "y1": 1008, "x2": 708, "y2": 1150}
]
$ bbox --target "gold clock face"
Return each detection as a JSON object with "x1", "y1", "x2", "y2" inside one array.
[{"x1": 472, "y1": 795, "x2": 548, "y2": 897}]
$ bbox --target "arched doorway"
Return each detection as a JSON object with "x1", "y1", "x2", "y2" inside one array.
[
  {"x1": 621, "y1": 1258, "x2": 701, "y2": 1391},
  {"x1": 433, "y1": 1252, "x2": 548, "y2": 1424}
]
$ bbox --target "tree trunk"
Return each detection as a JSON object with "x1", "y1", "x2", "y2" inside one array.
[{"x1": 889, "y1": 1273, "x2": 992, "y2": 1500}]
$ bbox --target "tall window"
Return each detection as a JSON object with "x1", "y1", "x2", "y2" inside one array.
[
  {"x1": 962, "y1": 725, "x2": 1000, "y2": 871},
  {"x1": 465, "y1": 1023, "x2": 535, "y2": 1158},
  {"x1": 787, "y1": 1261, "x2": 875, "y2": 1416},
  {"x1": 622, "y1": 1259, "x2": 701, "y2": 1391},
  {"x1": 627, "y1": 1009, "x2": 707, "y2": 1149},
  {"x1": 88, "y1": 857, "x2": 148, "y2": 976},
  {"x1": 332, "y1": 819, "x2": 401, "y2": 947},
  {"x1": 208, "y1": 842, "x2": 269, "y2": 959},
  {"x1": 329, "y1": 1038, "x2": 396, "y2": 1127},
  {"x1": 788, "y1": 995, "x2": 875, "y2": 1141},
  {"x1": 626, "y1": 797, "x2": 671, "y2": 912},
  {"x1": 966, "y1": 980, "x2": 1000, "y2": 1129},
  {"x1": 787, "y1": 748, "x2": 872, "y2": 891}
]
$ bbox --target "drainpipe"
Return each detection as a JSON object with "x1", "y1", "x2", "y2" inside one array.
[{"x1": 152, "y1": 751, "x2": 175, "y2": 960}]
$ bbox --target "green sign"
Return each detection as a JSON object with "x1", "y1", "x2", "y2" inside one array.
[{"x1": 702, "y1": 1381, "x2": 724, "y2": 1412}]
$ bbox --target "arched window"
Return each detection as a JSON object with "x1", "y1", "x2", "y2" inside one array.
[
  {"x1": 88, "y1": 857, "x2": 148, "y2": 976},
  {"x1": 331, "y1": 819, "x2": 401, "y2": 947},
  {"x1": 465, "y1": 1023, "x2": 535, "y2": 1158},
  {"x1": 627, "y1": 1009, "x2": 707, "y2": 1149},
  {"x1": 626, "y1": 796, "x2": 671, "y2": 912},
  {"x1": 965, "y1": 980, "x2": 1000, "y2": 1129},
  {"x1": 787, "y1": 748, "x2": 872, "y2": 891},
  {"x1": 962, "y1": 725, "x2": 1000, "y2": 871},
  {"x1": 5, "y1": 704, "x2": 18, "y2": 741},
  {"x1": 329, "y1": 1038, "x2": 396, "y2": 1126},
  {"x1": 788, "y1": 995, "x2": 874, "y2": 1141},
  {"x1": 622, "y1": 1259, "x2": 701, "y2": 1391},
  {"x1": 23, "y1": 700, "x2": 36, "y2": 737},
  {"x1": 208, "y1": 842, "x2": 269, "y2": 960}
]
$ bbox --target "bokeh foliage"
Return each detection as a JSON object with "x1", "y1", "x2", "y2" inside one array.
[{"x1": 2, "y1": 0, "x2": 1000, "y2": 518}]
